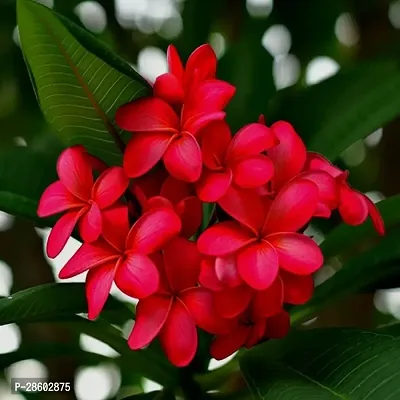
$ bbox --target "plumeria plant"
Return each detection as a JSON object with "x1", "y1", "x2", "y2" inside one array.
[{"x1": 3, "y1": 0, "x2": 400, "y2": 399}]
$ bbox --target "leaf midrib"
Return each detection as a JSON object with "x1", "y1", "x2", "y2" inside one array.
[{"x1": 27, "y1": 1, "x2": 126, "y2": 154}]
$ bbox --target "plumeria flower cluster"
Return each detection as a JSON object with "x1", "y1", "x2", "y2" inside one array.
[{"x1": 38, "y1": 44, "x2": 385, "y2": 367}]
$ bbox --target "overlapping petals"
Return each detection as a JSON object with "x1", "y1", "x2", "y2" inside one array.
[
  {"x1": 59, "y1": 206, "x2": 181, "y2": 320},
  {"x1": 37, "y1": 146, "x2": 129, "y2": 258},
  {"x1": 128, "y1": 237, "x2": 230, "y2": 367},
  {"x1": 196, "y1": 121, "x2": 277, "y2": 202}
]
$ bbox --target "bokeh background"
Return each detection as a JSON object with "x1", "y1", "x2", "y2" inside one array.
[{"x1": 1, "y1": 0, "x2": 400, "y2": 398}]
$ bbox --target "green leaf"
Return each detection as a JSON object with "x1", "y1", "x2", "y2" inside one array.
[
  {"x1": 68, "y1": 317, "x2": 178, "y2": 386},
  {"x1": 0, "y1": 283, "x2": 132, "y2": 326},
  {"x1": 17, "y1": 0, "x2": 151, "y2": 165},
  {"x1": 240, "y1": 328, "x2": 400, "y2": 399},
  {"x1": 122, "y1": 391, "x2": 175, "y2": 400},
  {"x1": 269, "y1": 58, "x2": 400, "y2": 161},
  {"x1": 0, "y1": 146, "x2": 57, "y2": 225},
  {"x1": 291, "y1": 230, "x2": 400, "y2": 324},
  {"x1": 320, "y1": 195, "x2": 400, "y2": 260}
]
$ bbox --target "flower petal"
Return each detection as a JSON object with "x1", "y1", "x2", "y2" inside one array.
[
  {"x1": 160, "y1": 176, "x2": 193, "y2": 204},
  {"x1": 79, "y1": 203, "x2": 102, "y2": 242},
  {"x1": 114, "y1": 253, "x2": 159, "y2": 299},
  {"x1": 226, "y1": 123, "x2": 278, "y2": 160},
  {"x1": 306, "y1": 152, "x2": 343, "y2": 178},
  {"x1": 196, "y1": 168, "x2": 232, "y2": 202},
  {"x1": 232, "y1": 156, "x2": 274, "y2": 189},
  {"x1": 145, "y1": 196, "x2": 174, "y2": 212},
  {"x1": 47, "y1": 210, "x2": 82, "y2": 258},
  {"x1": 163, "y1": 237, "x2": 201, "y2": 292},
  {"x1": 128, "y1": 295, "x2": 172, "y2": 349},
  {"x1": 197, "y1": 221, "x2": 255, "y2": 256},
  {"x1": 123, "y1": 132, "x2": 172, "y2": 178},
  {"x1": 265, "y1": 310, "x2": 290, "y2": 339},
  {"x1": 101, "y1": 205, "x2": 130, "y2": 252},
  {"x1": 338, "y1": 185, "x2": 369, "y2": 226},
  {"x1": 280, "y1": 270, "x2": 314, "y2": 305},
  {"x1": 92, "y1": 167, "x2": 129, "y2": 209},
  {"x1": 218, "y1": 186, "x2": 266, "y2": 234},
  {"x1": 59, "y1": 239, "x2": 118, "y2": 279},
  {"x1": 183, "y1": 80, "x2": 235, "y2": 120},
  {"x1": 178, "y1": 196, "x2": 203, "y2": 238},
  {"x1": 237, "y1": 241, "x2": 279, "y2": 290},
  {"x1": 210, "y1": 326, "x2": 249, "y2": 360},
  {"x1": 299, "y1": 170, "x2": 339, "y2": 213},
  {"x1": 199, "y1": 258, "x2": 224, "y2": 291},
  {"x1": 183, "y1": 111, "x2": 226, "y2": 135},
  {"x1": 160, "y1": 299, "x2": 197, "y2": 367},
  {"x1": 86, "y1": 263, "x2": 116, "y2": 320},
  {"x1": 185, "y1": 44, "x2": 217, "y2": 86},
  {"x1": 153, "y1": 73, "x2": 184, "y2": 105},
  {"x1": 267, "y1": 232, "x2": 323, "y2": 275},
  {"x1": 200, "y1": 120, "x2": 231, "y2": 169},
  {"x1": 245, "y1": 319, "x2": 267, "y2": 349},
  {"x1": 167, "y1": 45, "x2": 184, "y2": 82},
  {"x1": 57, "y1": 146, "x2": 93, "y2": 201},
  {"x1": 163, "y1": 133, "x2": 202, "y2": 182},
  {"x1": 215, "y1": 254, "x2": 242, "y2": 288},
  {"x1": 366, "y1": 197, "x2": 385, "y2": 236},
  {"x1": 127, "y1": 208, "x2": 181, "y2": 254},
  {"x1": 181, "y1": 287, "x2": 231, "y2": 334},
  {"x1": 268, "y1": 121, "x2": 307, "y2": 189},
  {"x1": 214, "y1": 285, "x2": 253, "y2": 318},
  {"x1": 263, "y1": 179, "x2": 319, "y2": 234},
  {"x1": 37, "y1": 181, "x2": 82, "y2": 217},
  {"x1": 252, "y1": 276, "x2": 283, "y2": 318},
  {"x1": 115, "y1": 97, "x2": 179, "y2": 133}
]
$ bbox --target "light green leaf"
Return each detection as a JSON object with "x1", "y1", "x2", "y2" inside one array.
[
  {"x1": 0, "y1": 282, "x2": 132, "y2": 326},
  {"x1": 291, "y1": 230, "x2": 400, "y2": 324},
  {"x1": 0, "y1": 146, "x2": 57, "y2": 225},
  {"x1": 240, "y1": 328, "x2": 400, "y2": 399},
  {"x1": 269, "y1": 59, "x2": 400, "y2": 161},
  {"x1": 17, "y1": 0, "x2": 151, "y2": 165}
]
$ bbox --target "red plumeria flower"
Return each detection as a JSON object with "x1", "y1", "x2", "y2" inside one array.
[
  {"x1": 37, "y1": 146, "x2": 129, "y2": 258},
  {"x1": 211, "y1": 309, "x2": 290, "y2": 360},
  {"x1": 305, "y1": 152, "x2": 385, "y2": 235},
  {"x1": 153, "y1": 44, "x2": 220, "y2": 107},
  {"x1": 133, "y1": 174, "x2": 202, "y2": 238},
  {"x1": 196, "y1": 121, "x2": 278, "y2": 202},
  {"x1": 128, "y1": 237, "x2": 230, "y2": 367},
  {"x1": 198, "y1": 181, "x2": 324, "y2": 290},
  {"x1": 263, "y1": 119, "x2": 339, "y2": 218},
  {"x1": 58, "y1": 205, "x2": 181, "y2": 320},
  {"x1": 116, "y1": 95, "x2": 232, "y2": 182},
  {"x1": 200, "y1": 256, "x2": 283, "y2": 319}
]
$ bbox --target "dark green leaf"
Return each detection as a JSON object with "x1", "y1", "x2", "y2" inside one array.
[
  {"x1": 291, "y1": 230, "x2": 400, "y2": 324},
  {"x1": 122, "y1": 391, "x2": 175, "y2": 400},
  {"x1": 240, "y1": 328, "x2": 400, "y2": 399},
  {"x1": 17, "y1": 0, "x2": 151, "y2": 165},
  {"x1": 0, "y1": 146, "x2": 57, "y2": 225},
  {"x1": 0, "y1": 283, "x2": 132, "y2": 325},
  {"x1": 269, "y1": 58, "x2": 400, "y2": 161},
  {"x1": 320, "y1": 195, "x2": 400, "y2": 260}
]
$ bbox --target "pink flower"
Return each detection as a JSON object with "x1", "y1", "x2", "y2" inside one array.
[
  {"x1": 133, "y1": 174, "x2": 202, "y2": 238},
  {"x1": 306, "y1": 152, "x2": 385, "y2": 235},
  {"x1": 37, "y1": 146, "x2": 129, "y2": 258},
  {"x1": 195, "y1": 121, "x2": 278, "y2": 202},
  {"x1": 58, "y1": 206, "x2": 182, "y2": 320},
  {"x1": 128, "y1": 237, "x2": 230, "y2": 367},
  {"x1": 211, "y1": 309, "x2": 290, "y2": 360},
  {"x1": 198, "y1": 180, "x2": 324, "y2": 290},
  {"x1": 264, "y1": 120, "x2": 339, "y2": 218}
]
